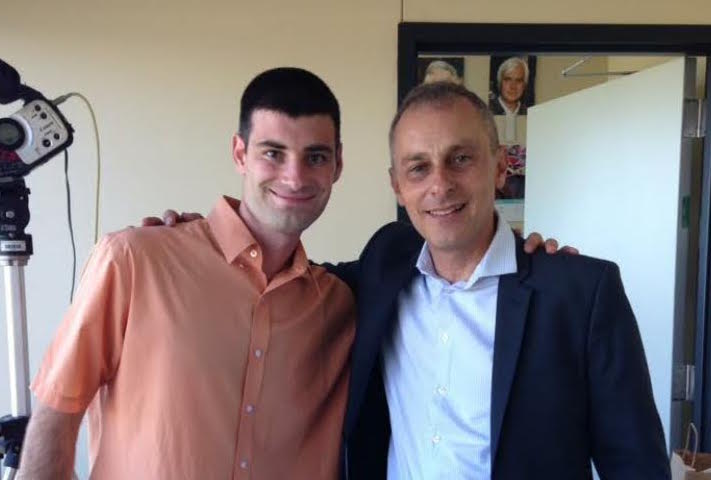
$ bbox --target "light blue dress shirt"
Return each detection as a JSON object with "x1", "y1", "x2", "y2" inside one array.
[{"x1": 383, "y1": 216, "x2": 517, "y2": 480}]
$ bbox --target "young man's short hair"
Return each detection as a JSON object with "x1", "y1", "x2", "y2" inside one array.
[{"x1": 239, "y1": 67, "x2": 341, "y2": 145}]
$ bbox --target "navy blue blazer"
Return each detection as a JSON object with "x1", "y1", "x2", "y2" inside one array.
[{"x1": 328, "y1": 221, "x2": 670, "y2": 480}]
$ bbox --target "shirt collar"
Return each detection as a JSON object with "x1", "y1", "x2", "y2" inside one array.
[
  {"x1": 415, "y1": 210, "x2": 517, "y2": 290},
  {"x1": 206, "y1": 196, "x2": 310, "y2": 277},
  {"x1": 498, "y1": 96, "x2": 520, "y2": 116}
]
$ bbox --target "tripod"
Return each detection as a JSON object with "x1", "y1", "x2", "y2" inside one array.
[{"x1": 0, "y1": 179, "x2": 33, "y2": 480}]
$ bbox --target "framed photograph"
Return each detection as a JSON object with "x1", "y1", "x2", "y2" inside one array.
[
  {"x1": 417, "y1": 57, "x2": 465, "y2": 85},
  {"x1": 488, "y1": 55, "x2": 537, "y2": 115}
]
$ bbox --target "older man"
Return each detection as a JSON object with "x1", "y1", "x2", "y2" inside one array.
[{"x1": 338, "y1": 82, "x2": 670, "y2": 479}]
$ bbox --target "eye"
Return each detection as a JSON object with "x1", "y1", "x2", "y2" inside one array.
[
  {"x1": 453, "y1": 154, "x2": 472, "y2": 165},
  {"x1": 263, "y1": 149, "x2": 283, "y2": 161},
  {"x1": 408, "y1": 163, "x2": 429, "y2": 177},
  {"x1": 307, "y1": 153, "x2": 329, "y2": 165}
]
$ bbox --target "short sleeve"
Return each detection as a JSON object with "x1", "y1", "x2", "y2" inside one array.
[{"x1": 31, "y1": 234, "x2": 133, "y2": 413}]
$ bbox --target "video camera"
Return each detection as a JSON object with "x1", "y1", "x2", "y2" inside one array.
[{"x1": 0, "y1": 59, "x2": 74, "y2": 180}]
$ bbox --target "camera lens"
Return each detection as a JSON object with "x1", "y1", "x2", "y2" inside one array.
[{"x1": 0, "y1": 118, "x2": 25, "y2": 150}]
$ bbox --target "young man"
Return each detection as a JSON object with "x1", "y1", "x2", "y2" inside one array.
[
  {"x1": 338, "y1": 82, "x2": 669, "y2": 479},
  {"x1": 18, "y1": 68, "x2": 356, "y2": 479}
]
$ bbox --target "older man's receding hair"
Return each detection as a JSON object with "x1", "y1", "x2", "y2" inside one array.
[{"x1": 389, "y1": 81, "x2": 500, "y2": 163}]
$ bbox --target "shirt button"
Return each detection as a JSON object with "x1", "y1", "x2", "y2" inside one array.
[
  {"x1": 440, "y1": 332, "x2": 449, "y2": 344},
  {"x1": 432, "y1": 434, "x2": 441, "y2": 444},
  {"x1": 436, "y1": 386, "x2": 448, "y2": 397},
  {"x1": 254, "y1": 348, "x2": 263, "y2": 358},
  {"x1": 245, "y1": 404, "x2": 254, "y2": 414},
  {"x1": 249, "y1": 249, "x2": 258, "y2": 258},
  {"x1": 240, "y1": 459, "x2": 249, "y2": 469},
  {"x1": 238, "y1": 263, "x2": 245, "y2": 269}
]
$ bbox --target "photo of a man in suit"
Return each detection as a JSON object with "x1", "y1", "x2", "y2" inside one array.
[
  {"x1": 489, "y1": 56, "x2": 530, "y2": 116},
  {"x1": 337, "y1": 81, "x2": 670, "y2": 479}
]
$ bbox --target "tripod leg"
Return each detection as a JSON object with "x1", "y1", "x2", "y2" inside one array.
[
  {"x1": 2, "y1": 259, "x2": 29, "y2": 479},
  {"x1": 3, "y1": 259, "x2": 31, "y2": 419}
]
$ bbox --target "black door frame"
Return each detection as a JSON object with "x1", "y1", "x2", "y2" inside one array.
[{"x1": 398, "y1": 22, "x2": 711, "y2": 450}]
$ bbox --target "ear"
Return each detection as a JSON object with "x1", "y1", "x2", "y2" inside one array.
[
  {"x1": 332, "y1": 142, "x2": 344, "y2": 183},
  {"x1": 232, "y1": 133, "x2": 247, "y2": 174},
  {"x1": 389, "y1": 165, "x2": 405, "y2": 207},
  {"x1": 494, "y1": 146, "x2": 507, "y2": 190}
]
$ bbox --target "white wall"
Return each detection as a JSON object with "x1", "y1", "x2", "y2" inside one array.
[{"x1": 2, "y1": 0, "x2": 711, "y2": 476}]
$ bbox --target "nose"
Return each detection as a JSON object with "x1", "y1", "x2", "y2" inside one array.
[
  {"x1": 428, "y1": 164, "x2": 455, "y2": 197},
  {"x1": 280, "y1": 157, "x2": 307, "y2": 190}
]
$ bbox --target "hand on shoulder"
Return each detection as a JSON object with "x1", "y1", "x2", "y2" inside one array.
[
  {"x1": 522, "y1": 231, "x2": 579, "y2": 255},
  {"x1": 141, "y1": 210, "x2": 204, "y2": 227}
]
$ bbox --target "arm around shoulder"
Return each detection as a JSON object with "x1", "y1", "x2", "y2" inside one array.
[
  {"x1": 322, "y1": 260, "x2": 360, "y2": 292},
  {"x1": 16, "y1": 400, "x2": 83, "y2": 480},
  {"x1": 587, "y1": 262, "x2": 670, "y2": 479}
]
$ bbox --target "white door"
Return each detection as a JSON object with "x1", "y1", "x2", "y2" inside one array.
[{"x1": 524, "y1": 57, "x2": 698, "y2": 449}]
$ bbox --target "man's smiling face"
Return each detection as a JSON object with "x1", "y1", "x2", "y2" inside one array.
[
  {"x1": 233, "y1": 109, "x2": 342, "y2": 236},
  {"x1": 390, "y1": 97, "x2": 506, "y2": 258}
]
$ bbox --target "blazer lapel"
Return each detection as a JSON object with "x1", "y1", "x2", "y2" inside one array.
[{"x1": 490, "y1": 239, "x2": 532, "y2": 464}]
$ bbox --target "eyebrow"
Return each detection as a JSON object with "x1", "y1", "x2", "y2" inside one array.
[
  {"x1": 402, "y1": 153, "x2": 428, "y2": 163},
  {"x1": 254, "y1": 140, "x2": 333, "y2": 153},
  {"x1": 401, "y1": 143, "x2": 480, "y2": 163},
  {"x1": 255, "y1": 140, "x2": 287, "y2": 150},
  {"x1": 304, "y1": 144, "x2": 334, "y2": 153}
]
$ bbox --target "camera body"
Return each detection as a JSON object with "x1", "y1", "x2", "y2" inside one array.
[{"x1": 0, "y1": 98, "x2": 74, "y2": 180}]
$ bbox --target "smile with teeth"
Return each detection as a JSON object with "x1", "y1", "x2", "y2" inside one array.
[{"x1": 426, "y1": 203, "x2": 465, "y2": 216}]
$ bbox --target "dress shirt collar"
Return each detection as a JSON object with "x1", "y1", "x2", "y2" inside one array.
[
  {"x1": 498, "y1": 96, "x2": 521, "y2": 116},
  {"x1": 206, "y1": 196, "x2": 309, "y2": 277},
  {"x1": 415, "y1": 211, "x2": 517, "y2": 292}
]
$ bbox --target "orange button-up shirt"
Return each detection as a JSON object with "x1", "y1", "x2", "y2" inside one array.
[{"x1": 31, "y1": 196, "x2": 356, "y2": 479}]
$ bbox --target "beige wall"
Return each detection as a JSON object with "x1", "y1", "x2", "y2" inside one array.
[
  {"x1": 463, "y1": 55, "x2": 491, "y2": 99},
  {"x1": 2, "y1": 0, "x2": 401, "y2": 265},
  {"x1": 1, "y1": 0, "x2": 709, "y2": 476},
  {"x1": 404, "y1": 0, "x2": 711, "y2": 23}
]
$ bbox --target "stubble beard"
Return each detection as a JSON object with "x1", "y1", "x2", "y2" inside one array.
[{"x1": 257, "y1": 191, "x2": 328, "y2": 236}]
